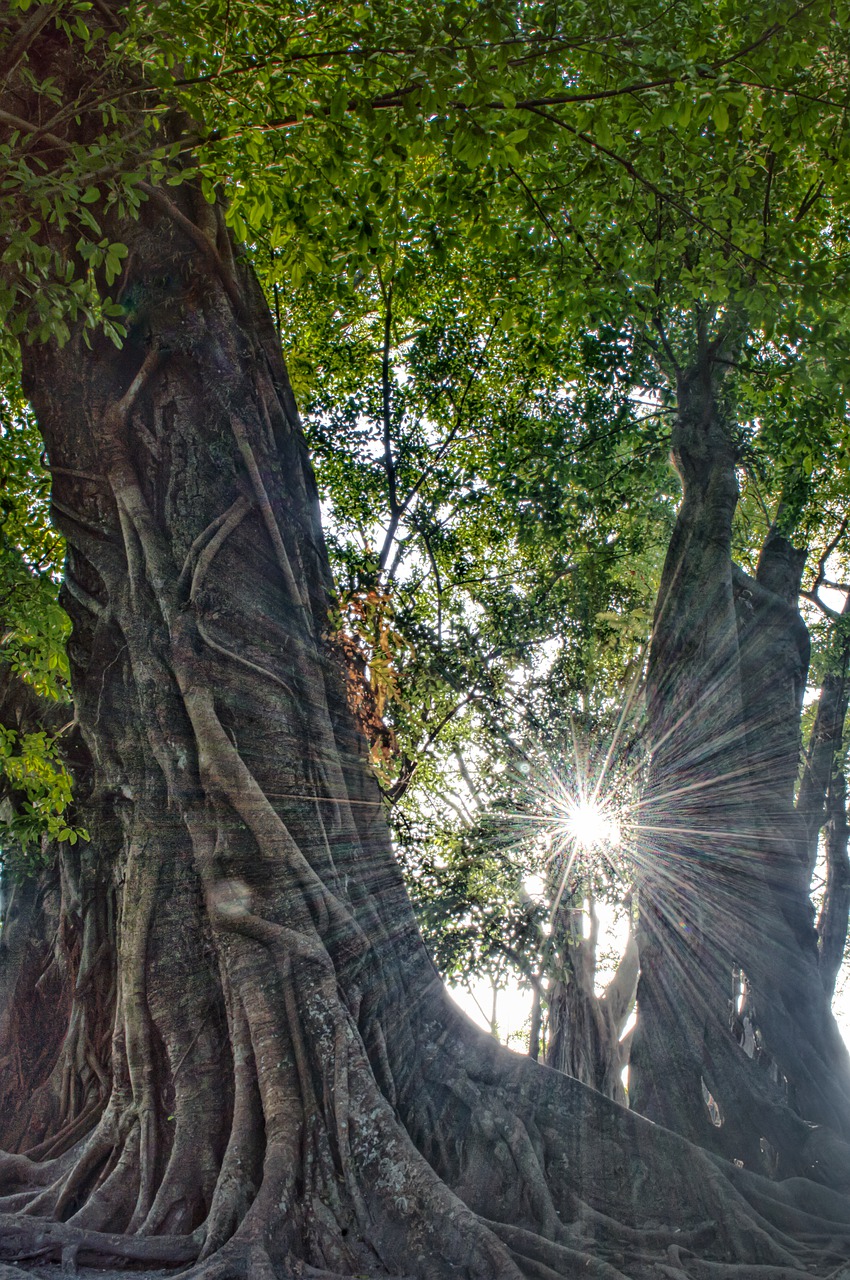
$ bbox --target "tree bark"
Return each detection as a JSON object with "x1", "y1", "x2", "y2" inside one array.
[
  {"x1": 629, "y1": 337, "x2": 850, "y2": 1181},
  {"x1": 797, "y1": 594, "x2": 850, "y2": 997},
  {"x1": 817, "y1": 765, "x2": 850, "y2": 1001},
  {"x1": 545, "y1": 896, "x2": 637, "y2": 1103},
  {"x1": 796, "y1": 595, "x2": 850, "y2": 881}
]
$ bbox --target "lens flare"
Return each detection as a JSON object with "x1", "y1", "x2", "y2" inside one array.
[{"x1": 564, "y1": 800, "x2": 621, "y2": 850}]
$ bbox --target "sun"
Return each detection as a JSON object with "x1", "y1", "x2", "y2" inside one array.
[{"x1": 564, "y1": 799, "x2": 621, "y2": 851}]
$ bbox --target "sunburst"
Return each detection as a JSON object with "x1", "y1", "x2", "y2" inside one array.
[{"x1": 563, "y1": 797, "x2": 622, "y2": 851}]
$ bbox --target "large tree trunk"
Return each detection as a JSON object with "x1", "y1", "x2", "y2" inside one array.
[
  {"x1": 629, "y1": 338, "x2": 850, "y2": 1181},
  {"x1": 3, "y1": 16, "x2": 850, "y2": 1280}
]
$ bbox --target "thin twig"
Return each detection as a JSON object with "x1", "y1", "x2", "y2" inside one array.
[{"x1": 811, "y1": 516, "x2": 849, "y2": 594}]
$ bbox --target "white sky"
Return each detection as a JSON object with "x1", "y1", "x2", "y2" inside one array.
[{"x1": 449, "y1": 903, "x2": 850, "y2": 1054}]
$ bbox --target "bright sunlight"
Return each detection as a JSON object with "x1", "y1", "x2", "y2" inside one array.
[{"x1": 564, "y1": 799, "x2": 621, "y2": 851}]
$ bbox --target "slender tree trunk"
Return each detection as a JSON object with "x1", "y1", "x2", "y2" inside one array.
[
  {"x1": 545, "y1": 897, "x2": 637, "y2": 1103},
  {"x1": 797, "y1": 594, "x2": 850, "y2": 997},
  {"x1": 528, "y1": 980, "x2": 542, "y2": 1061},
  {"x1": 797, "y1": 595, "x2": 850, "y2": 878},
  {"x1": 818, "y1": 769, "x2": 850, "y2": 1001},
  {"x1": 629, "y1": 339, "x2": 850, "y2": 1181}
]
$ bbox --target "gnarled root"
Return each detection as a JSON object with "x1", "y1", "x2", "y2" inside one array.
[{"x1": 0, "y1": 1211, "x2": 197, "y2": 1269}]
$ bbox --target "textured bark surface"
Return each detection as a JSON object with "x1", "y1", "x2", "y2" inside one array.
[
  {"x1": 797, "y1": 593, "x2": 850, "y2": 1000},
  {"x1": 629, "y1": 338, "x2": 850, "y2": 1183},
  {"x1": 545, "y1": 900, "x2": 637, "y2": 1103}
]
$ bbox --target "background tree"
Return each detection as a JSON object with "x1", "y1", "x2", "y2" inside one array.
[
  {"x1": 280, "y1": 220, "x2": 850, "y2": 1141},
  {"x1": 284, "y1": 258, "x2": 666, "y2": 1088}
]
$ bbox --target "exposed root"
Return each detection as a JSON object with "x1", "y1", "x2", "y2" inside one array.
[
  {"x1": 0, "y1": 1212, "x2": 198, "y2": 1268},
  {"x1": 176, "y1": 1237, "x2": 416, "y2": 1280},
  {"x1": 23, "y1": 1099, "x2": 106, "y2": 1165},
  {"x1": 485, "y1": 1219, "x2": 635, "y2": 1280},
  {"x1": 0, "y1": 1153, "x2": 63, "y2": 1198}
]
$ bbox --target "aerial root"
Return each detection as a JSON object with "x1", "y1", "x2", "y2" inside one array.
[
  {"x1": 300, "y1": 1269, "x2": 415, "y2": 1280},
  {"x1": 684, "y1": 1265, "x2": 824, "y2": 1279},
  {"x1": 23, "y1": 1093, "x2": 106, "y2": 1162},
  {"x1": 445, "y1": 1061, "x2": 850, "y2": 1280},
  {"x1": 19, "y1": 1114, "x2": 128, "y2": 1224},
  {"x1": 627, "y1": 1246, "x2": 826, "y2": 1279},
  {"x1": 172, "y1": 1240, "x2": 252, "y2": 1280}
]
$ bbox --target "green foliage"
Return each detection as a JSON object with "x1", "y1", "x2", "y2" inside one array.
[
  {"x1": 7, "y1": 0, "x2": 850, "y2": 357},
  {"x1": 404, "y1": 807, "x2": 536, "y2": 988},
  {"x1": 288, "y1": 252, "x2": 670, "y2": 721},
  {"x1": 142, "y1": 0, "x2": 850, "y2": 338},
  {"x1": 0, "y1": 370, "x2": 85, "y2": 866},
  {"x1": 0, "y1": 725, "x2": 86, "y2": 865},
  {"x1": 0, "y1": 380, "x2": 67, "y2": 690},
  {"x1": 0, "y1": 0, "x2": 193, "y2": 350}
]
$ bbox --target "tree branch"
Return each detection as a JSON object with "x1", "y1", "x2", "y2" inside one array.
[
  {"x1": 418, "y1": 525, "x2": 443, "y2": 645},
  {"x1": 0, "y1": 4, "x2": 53, "y2": 87},
  {"x1": 377, "y1": 276, "x2": 400, "y2": 574},
  {"x1": 811, "y1": 516, "x2": 849, "y2": 595}
]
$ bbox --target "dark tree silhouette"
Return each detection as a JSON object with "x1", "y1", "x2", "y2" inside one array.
[{"x1": 629, "y1": 343, "x2": 850, "y2": 1181}]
